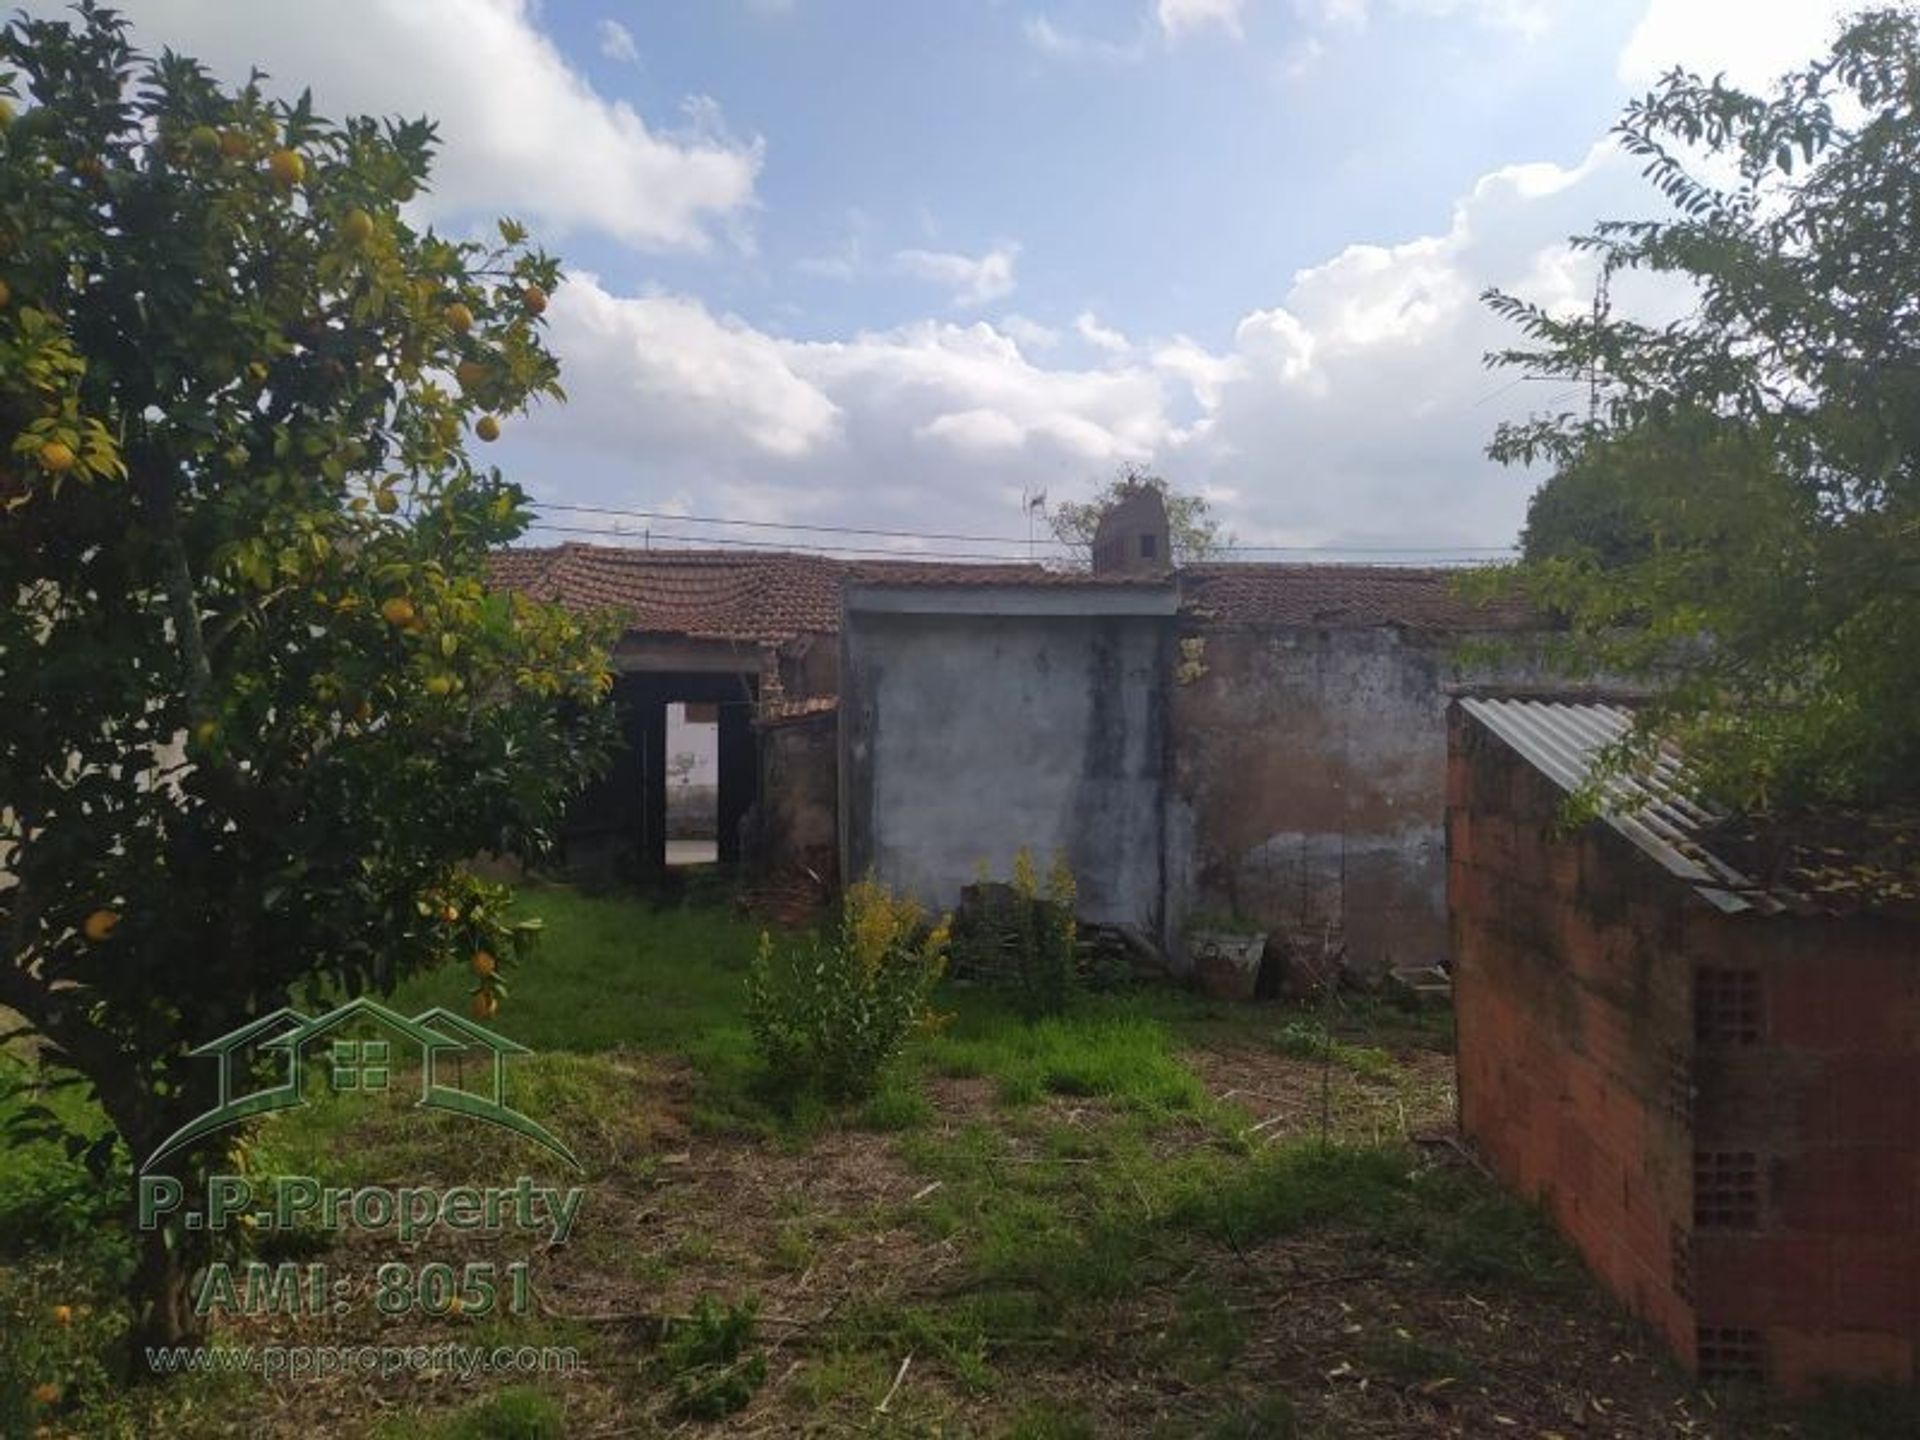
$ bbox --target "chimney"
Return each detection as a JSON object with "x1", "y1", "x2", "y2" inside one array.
[{"x1": 1090, "y1": 486, "x2": 1171, "y2": 576}]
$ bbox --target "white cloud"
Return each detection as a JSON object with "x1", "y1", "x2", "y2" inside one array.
[
  {"x1": 596, "y1": 17, "x2": 638, "y2": 62},
  {"x1": 1618, "y1": 0, "x2": 1854, "y2": 89},
  {"x1": 541, "y1": 274, "x2": 841, "y2": 461},
  {"x1": 894, "y1": 244, "x2": 1021, "y2": 307},
  {"x1": 1022, "y1": 15, "x2": 1151, "y2": 63},
  {"x1": 517, "y1": 135, "x2": 1694, "y2": 555},
  {"x1": 1156, "y1": 0, "x2": 1245, "y2": 42},
  {"x1": 1001, "y1": 315, "x2": 1063, "y2": 353},
  {"x1": 1294, "y1": 0, "x2": 1558, "y2": 40},
  {"x1": 1075, "y1": 311, "x2": 1132, "y2": 355},
  {"x1": 24, "y1": 0, "x2": 762, "y2": 252}
]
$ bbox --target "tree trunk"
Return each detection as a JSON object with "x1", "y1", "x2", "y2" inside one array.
[{"x1": 127, "y1": 1222, "x2": 205, "y2": 1363}]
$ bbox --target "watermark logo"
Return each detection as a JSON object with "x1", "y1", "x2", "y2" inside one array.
[{"x1": 143, "y1": 996, "x2": 579, "y2": 1172}]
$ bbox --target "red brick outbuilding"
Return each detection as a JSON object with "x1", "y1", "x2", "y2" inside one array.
[{"x1": 1450, "y1": 697, "x2": 1919, "y2": 1396}]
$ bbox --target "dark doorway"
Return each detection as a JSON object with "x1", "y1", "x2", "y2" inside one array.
[{"x1": 562, "y1": 669, "x2": 759, "y2": 879}]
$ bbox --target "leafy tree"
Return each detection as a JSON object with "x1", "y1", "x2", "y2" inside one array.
[
  {"x1": 1479, "y1": 7, "x2": 1920, "y2": 813},
  {"x1": 0, "y1": 8, "x2": 614, "y2": 1355},
  {"x1": 1518, "y1": 441, "x2": 1660, "y2": 567},
  {"x1": 1048, "y1": 462, "x2": 1229, "y2": 565}
]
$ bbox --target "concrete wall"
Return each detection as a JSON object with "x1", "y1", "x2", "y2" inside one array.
[
  {"x1": 1451, "y1": 705, "x2": 1920, "y2": 1395},
  {"x1": 1171, "y1": 626, "x2": 1531, "y2": 977},
  {"x1": 842, "y1": 602, "x2": 1171, "y2": 934},
  {"x1": 757, "y1": 710, "x2": 839, "y2": 884}
]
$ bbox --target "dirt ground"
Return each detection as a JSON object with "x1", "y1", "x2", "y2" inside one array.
[{"x1": 217, "y1": 1037, "x2": 1810, "y2": 1439}]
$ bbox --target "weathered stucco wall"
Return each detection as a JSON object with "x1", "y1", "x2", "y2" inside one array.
[
  {"x1": 842, "y1": 605, "x2": 1171, "y2": 933},
  {"x1": 756, "y1": 710, "x2": 839, "y2": 884},
  {"x1": 1169, "y1": 626, "x2": 1527, "y2": 976}
]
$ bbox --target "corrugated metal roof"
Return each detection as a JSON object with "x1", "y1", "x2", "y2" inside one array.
[{"x1": 1460, "y1": 696, "x2": 1775, "y2": 915}]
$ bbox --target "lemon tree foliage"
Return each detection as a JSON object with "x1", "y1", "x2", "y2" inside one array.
[
  {"x1": 0, "y1": 8, "x2": 614, "y2": 1352},
  {"x1": 1478, "y1": 9, "x2": 1920, "y2": 813}
]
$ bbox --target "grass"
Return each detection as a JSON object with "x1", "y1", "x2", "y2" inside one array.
[{"x1": 0, "y1": 884, "x2": 1886, "y2": 1437}]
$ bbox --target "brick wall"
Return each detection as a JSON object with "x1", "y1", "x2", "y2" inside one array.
[
  {"x1": 1450, "y1": 703, "x2": 1920, "y2": 1395},
  {"x1": 1449, "y1": 705, "x2": 1697, "y2": 1366},
  {"x1": 1687, "y1": 907, "x2": 1919, "y2": 1391}
]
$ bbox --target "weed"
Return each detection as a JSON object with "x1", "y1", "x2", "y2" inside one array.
[
  {"x1": 1005, "y1": 1398, "x2": 1101, "y2": 1439},
  {"x1": 1271, "y1": 1018, "x2": 1396, "y2": 1080},
  {"x1": 1160, "y1": 1285, "x2": 1249, "y2": 1382},
  {"x1": 1194, "y1": 1394, "x2": 1301, "y2": 1439},
  {"x1": 378, "y1": 1385, "x2": 567, "y2": 1439},
  {"x1": 1357, "y1": 1328, "x2": 1479, "y2": 1386},
  {"x1": 748, "y1": 880, "x2": 950, "y2": 1102},
  {"x1": 654, "y1": 1294, "x2": 766, "y2": 1420}
]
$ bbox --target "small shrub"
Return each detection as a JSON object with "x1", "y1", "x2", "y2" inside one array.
[
  {"x1": 746, "y1": 880, "x2": 949, "y2": 1102},
  {"x1": 952, "y1": 848, "x2": 1081, "y2": 1018},
  {"x1": 429, "y1": 1386, "x2": 567, "y2": 1439},
  {"x1": 656, "y1": 1295, "x2": 767, "y2": 1421},
  {"x1": 1271, "y1": 1018, "x2": 1396, "y2": 1080}
]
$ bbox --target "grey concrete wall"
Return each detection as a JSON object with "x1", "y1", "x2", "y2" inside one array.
[
  {"x1": 842, "y1": 610, "x2": 1170, "y2": 934},
  {"x1": 1168, "y1": 626, "x2": 1548, "y2": 977}
]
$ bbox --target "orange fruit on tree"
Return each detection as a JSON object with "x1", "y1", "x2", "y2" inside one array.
[
  {"x1": 380, "y1": 596, "x2": 416, "y2": 628},
  {"x1": 455, "y1": 359, "x2": 487, "y2": 391},
  {"x1": 30, "y1": 1382, "x2": 58, "y2": 1405},
  {"x1": 341, "y1": 208, "x2": 374, "y2": 245},
  {"x1": 219, "y1": 128, "x2": 250, "y2": 159},
  {"x1": 51, "y1": 1304, "x2": 72, "y2": 1325},
  {"x1": 37, "y1": 441, "x2": 75, "y2": 473},
  {"x1": 470, "y1": 990, "x2": 499, "y2": 1021},
  {"x1": 443, "y1": 302, "x2": 474, "y2": 334},
  {"x1": 82, "y1": 909, "x2": 119, "y2": 942},
  {"x1": 470, "y1": 951, "x2": 496, "y2": 977},
  {"x1": 475, "y1": 415, "x2": 501, "y2": 443},
  {"x1": 374, "y1": 488, "x2": 399, "y2": 515},
  {"x1": 266, "y1": 148, "x2": 305, "y2": 186},
  {"x1": 425, "y1": 674, "x2": 454, "y2": 697},
  {"x1": 521, "y1": 285, "x2": 548, "y2": 316}
]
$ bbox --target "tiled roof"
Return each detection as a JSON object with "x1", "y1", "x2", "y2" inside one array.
[
  {"x1": 489, "y1": 544, "x2": 1534, "y2": 641},
  {"x1": 1179, "y1": 563, "x2": 1537, "y2": 631},
  {"x1": 486, "y1": 545, "x2": 846, "y2": 644}
]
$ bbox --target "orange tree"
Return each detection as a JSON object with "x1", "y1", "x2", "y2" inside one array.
[{"x1": 0, "y1": 8, "x2": 614, "y2": 1353}]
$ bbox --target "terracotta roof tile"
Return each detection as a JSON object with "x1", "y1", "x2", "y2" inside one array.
[
  {"x1": 488, "y1": 544, "x2": 1536, "y2": 641},
  {"x1": 487, "y1": 544, "x2": 845, "y2": 643},
  {"x1": 1179, "y1": 563, "x2": 1537, "y2": 631}
]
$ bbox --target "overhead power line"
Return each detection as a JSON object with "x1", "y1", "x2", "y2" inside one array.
[
  {"x1": 524, "y1": 521, "x2": 1510, "y2": 567},
  {"x1": 528, "y1": 502, "x2": 1517, "y2": 558}
]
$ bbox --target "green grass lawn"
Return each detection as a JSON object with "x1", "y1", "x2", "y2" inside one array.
[{"x1": 2, "y1": 885, "x2": 1905, "y2": 1439}]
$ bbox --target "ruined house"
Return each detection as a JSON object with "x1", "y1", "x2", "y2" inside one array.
[{"x1": 490, "y1": 498, "x2": 1535, "y2": 975}]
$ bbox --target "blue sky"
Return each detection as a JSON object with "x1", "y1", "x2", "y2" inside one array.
[{"x1": 24, "y1": 0, "x2": 1861, "y2": 560}]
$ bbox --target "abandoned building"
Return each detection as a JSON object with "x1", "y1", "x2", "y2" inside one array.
[
  {"x1": 1450, "y1": 697, "x2": 1920, "y2": 1394},
  {"x1": 490, "y1": 493, "x2": 1536, "y2": 976}
]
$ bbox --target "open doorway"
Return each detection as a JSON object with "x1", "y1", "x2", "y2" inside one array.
[{"x1": 664, "y1": 701, "x2": 719, "y2": 866}]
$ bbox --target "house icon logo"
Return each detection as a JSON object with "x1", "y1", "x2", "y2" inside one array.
[{"x1": 144, "y1": 996, "x2": 579, "y2": 1172}]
